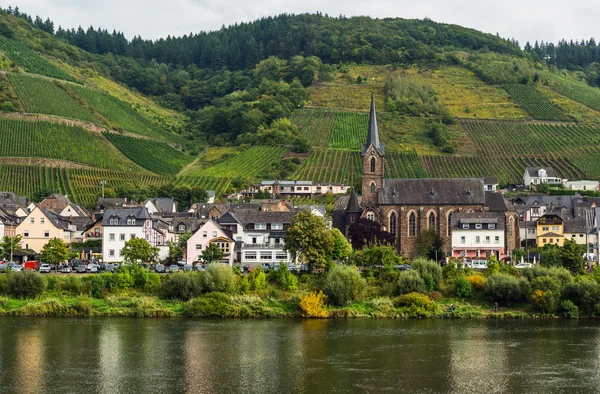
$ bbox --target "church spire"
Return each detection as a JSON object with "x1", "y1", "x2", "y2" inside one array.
[{"x1": 361, "y1": 93, "x2": 385, "y2": 156}]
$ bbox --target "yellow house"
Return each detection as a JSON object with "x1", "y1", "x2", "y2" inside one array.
[
  {"x1": 536, "y1": 212, "x2": 564, "y2": 247},
  {"x1": 15, "y1": 206, "x2": 74, "y2": 253}
]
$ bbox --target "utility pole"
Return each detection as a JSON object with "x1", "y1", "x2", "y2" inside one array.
[{"x1": 100, "y1": 180, "x2": 106, "y2": 198}]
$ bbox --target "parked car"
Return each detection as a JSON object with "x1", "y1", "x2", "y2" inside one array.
[
  {"x1": 12, "y1": 264, "x2": 23, "y2": 272},
  {"x1": 155, "y1": 264, "x2": 165, "y2": 273},
  {"x1": 395, "y1": 264, "x2": 412, "y2": 271},
  {"x1": 88, "y1": 264, "x2": 99, "y2": 273},
  {"x1": 194, "y1": 264, "x2": 205, "y2": 272},
  {"x1": 300, "y1": 264, "x2": 309, "y2": 273},
  {"x1": 183, "y1": 264, "x2": 193, "y2": 272},
  {"x1": 39, "y1": 264, "x2": 52, "y2": 274},
  {"x1": 515, "y1": 262, "x2": 533, "y2": 269},
  {"x1": 6, "y1": 262, "x2": 16, "y2": 270},
  {"x1": 287, "y1": 264, "x2": 297, "y2": 273},
  {"x1": 261, "y1": 263, "x2": 271, "y2": 273},
  {"x1": 61, "y1": 265, "x2": 72, "y2": 274},
  {"x1": 0, "y1": 262, "x2": 6, "y2": 272},
  {"x1": 169, "y1": 265, "x2": 180, "y2": 273},
  {"x1": 471, "y1": 260, "x2": 488, "y2": 270},
  {"x1": 105, "y1": 264, "x2": 116, "y2": 273},
  {"x1": 76, "y1": 265, "x2": 87, "y2": 273}
]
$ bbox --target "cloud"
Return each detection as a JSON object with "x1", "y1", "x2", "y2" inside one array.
[{"x1": 10, "y1": 0, "x2": 598, "y2": 45}]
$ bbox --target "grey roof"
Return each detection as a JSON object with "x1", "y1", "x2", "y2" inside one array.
[
  {"x1": 68, "y1": 216, "x2": 93, "y2": 231},
  {"x1": 361, "y1": 93, "x2": 385, "y2": 156},
  {"x1": 564, "y1": 219, "x2": 588, "y2": 234},
  {"x1": 207, "y1": 190, "x2": 216, "y2": 198},
  {"x1": 485, "y1": 192, "x2": 514, "y2": 212},
  {"x1": 235, "y1": 211, "x2": 294, "y2": 226},
  {"x1": 294, "y1": 205, "x2": 327, "y2": 215},
  {"x1": 0, "y1": 192, "x2": 24, "y2": 208},
  {"x1": 481, "y1": 177, "x2": 498, "y2": 185},
  {"x1": 172, "y1": 218, "x2": 205, "y2": 234},
  {"x1": 526, "y1": 167, "x2": 557, "y2": 177},
  {"x1": 144, "y1": 198, "x2": 176, "y2": 213},
  {"x1": 38, "y1": 206, "x2": 72, "y2": 231},
  {"x1": 520, "y1": 195, "x2": 574, "y2": 210},
  {"x1": 101, "y1": 208, "x2": 152, "y2": 226},
  {"x1": 0, "y1": 207, "x2": 20, "y2": 226},
  {"x1": 96, "y1": 198, "x2": 139, "y2": 211},
  {"x1": 540, "y1": 232, "x2": 563, "y2": 237},
  {"x1": 451, "y1": 212, "x2": 505, "y2": 230},
  {"x1": 379, "y1": 178, "x2": 485, "y2": 205},
  {"x1": 218, "y1": 212, "x2": 241, "y2": 225},
  {"x1": 345, "y1": 189, "x2": 361, "y2": 213}
]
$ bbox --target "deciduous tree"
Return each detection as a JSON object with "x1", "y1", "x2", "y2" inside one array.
[
  {"x1": 40, "y1": 238, "x2": 69, "y2": 266},
  {"x1": 121, "y1": 238, "x2": 158, "y2": 264},
  {"x1": 284, "y1": 210, "x2": 333, "y2": 271}
]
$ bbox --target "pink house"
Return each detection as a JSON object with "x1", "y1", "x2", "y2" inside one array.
[{"x1": 186, "y1": 221, "x2": 234, "y2": 265}]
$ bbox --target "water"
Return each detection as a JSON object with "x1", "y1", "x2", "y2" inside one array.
[{"x1": 0, "y1": 318, "x2": 599, "y2": 393}]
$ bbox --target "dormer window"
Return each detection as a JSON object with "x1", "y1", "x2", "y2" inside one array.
[
  {"x1": 429, "y1": 189, "x2": 435, "y2": 198},
  {"x1": 178, "y1": 224, "x2": 185, "y2": 231},
  {"x1": 462, "y1": 224, "x2": 469, "y2": 229},
  {"x1": 489, "y1": 224, "x2": 496, "y2": 229},
  {"x1": 475, "y1": 224, "x2": 482, "y2": 229},
  {"x1": 109, "y1": 217, "x2": 119, "y2": 225}
]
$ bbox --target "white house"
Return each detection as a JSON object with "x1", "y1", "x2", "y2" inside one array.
[
  {"x1": 481, "y1": 177, "x2": 499, "y2": 192},
  {"x1": 143, "y1": 198, "x2": 177, "y2": 215},
  {"x1": 102, "y1": 208, "x2": 168, "y2": 263},
  {"x1": 451, "y1": 212, "x2": 507, "y2": 260},
  {"x1": 59, "y1": 203, "x2": 88, "y2": 218},
  {"x1": 523, "y1": 167, "x2": 562, "y2": 187},
  {"x1": 186, "y1": 220, "x2": 234, "y2": 265},
  {"x1": 563, "y1": 180, "x2": 599, "y2": 191}
]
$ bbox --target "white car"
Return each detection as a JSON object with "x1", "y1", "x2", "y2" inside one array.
[
  {"x1": 39, "y1": 264, "x2": 51, "y2": 273},
  {"x1": 12, "y1": 265, "x2": 23, "y2": 272},
  {"x1": 515, "y1": 262, "x2": 533, "y2": 269}
]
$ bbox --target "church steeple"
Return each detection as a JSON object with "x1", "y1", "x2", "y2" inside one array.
[{"x1": 362, "y1": 93, "x2": 385, "y2": 156}]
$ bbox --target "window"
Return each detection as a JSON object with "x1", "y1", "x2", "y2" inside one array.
[
  {"x1": 178, "y1": 224, "x2": 185, "y2": 231},
  {"x1": 580, "y1": 234, "x2": 584, "y2": 237},
  {"x1": 370, "y1": 183, "x2": 375, "y2": 193},
  {"x1": 495, "y1": 236, "x2": 500, "y2": 244},
  {"x1": 40, "y1": 218, "x2": 44, "y2": 224},
  {"x1": 272, "y1": 223, "x2": 283, "y2": 230},
  {"x1": 275, "y1": 253, "x2": 288, "y2": 260},
  {"x1": 44, "y1": 231, "x2": 49, "y2": 238},
  {"x1": 370, "y1": 157, "x2": 376, "y2": 173},
  {"x1": 552, "y1": 226, "x2": 559, "y2": 231},
  {"x1": 202, "y1": 231, "x2": 207, "y2": 238},
  {"x1": 475, "y1": 224, "x2": 482, "y2": 230},
  {"x1": 367, "y1": 212, "x2": 375, "y2": 221},
  {"x1": 489, "y1": 224, "x2": 495, "y2": 229},
  {"x1": 109, "y1": 233, "x2": 115, "y2": 241},
  {"x1": 460, "y1": 236, "x2": 466, "y2": 244},
  {"x1": 260, "y1": 252, "x2": 272, "y2": 260},
  {"x1": 475, "y1": 236, "x2": 480, "y2": 243},
  {"x1": 543, "y1": 238, "x2": 547, "y2": 243},
  {"x1": 245, "y1": 252, "x2": 257, "y2": 260},
  {"x1": 528, "y1": 228, "x2": 535, "y2": 234},
  {"x1": 508, "y1": 217, "x2": 514, "y2": 237},
  {"x1": 30, "y1": 218, "x2": 34, "y2": 224},
  {"x1": 196, "y1": 244, "x2": 202, "y2": 250},
  {"x1": 252, "y1": 237, "x2": 257, "y2": 244},
  {"x1": 389, "y1": 212, "x2": 397, "y2": 237},
  {"x1": 462, "y1": 224, "x2": 469, "y2": 229},
  {"x1": 23, "y1": 230, "x2": 29, "y2": 237},
  {"x1": 274, "y1": 238, "x2": 281, "y2": 245},
  {"x1": 542, "y1": 226, "x2": 549, "y2": 231},
  {"x1": 109, "y1": 249, "x2": 115, "y2": 257},
  {"x1": 130, "y1": 234, "x2": 136, "y2": 239},
  {"x1": 485, "y1": 236, "x2": 490, "y2": 244},
  {"x1": 408, "y1": 212, "x2": 416, "y2": 237},
  {"x1": 428, "y1": 212, "x2": 436, "y2": 230},
  {"x1": 212, "y1": 231, "x2": 217, "y2": 238},
  {"x1": 255, "y1": 223, "x2": 266, "y2": 230},
  {"x1": 304, "y1": 187, "x2": 309, "y2": 191},
  {"x1": 120, "y1": 234, "x2": 125, "y2": 241},
  {"x1": 549, "y1": 238, "x2": 554, "y2": 243},
  {"x1": 447, "y1": 211, "x2": 453, "y2": 237}
]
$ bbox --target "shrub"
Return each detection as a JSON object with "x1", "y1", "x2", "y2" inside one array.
[
  {"x1": 442, "y1": 261, "x2": 458, "y2": 279},
  {"x1": 521, "y1": 267, "x2": 573, "y2": 286},
  {"x1": 144, "y1": 273, "x2": 162, "y2": 294},
  {"x1": 239, "y1": 277, "x2": 250, "y2": 293},
  {"x1": 322, "y1": 265, "x2": 366, "y2": 306},
  {"x1": 204, "y1": 264, "x2": 236, "y2": 293},
  {"x1": 116, "y1": 270, "x2": 135, "y2": 290},
  {"x1": 230, "y1": 295, "x2": 268, "y2": 317},
  {"x1": 453, "y1": 276, "x2": 472, "y2": 299},
  {"x1": 467, "y1": 275, "x2": 485, "y2": 292},
  {"x1": 484, "y1": 273, "x2": 524, "y2": 305},
  {"x1": 530, "y1": 290, "x2": 556, "y2": 313},
  {"x1": 45, "y1": 276, "x2": 58, "y2": 291},
  {"x1": 395, "y1": 270, "x2": 426, "y2": 295},
  {"x1": 530, "y1": 275, "x2": 561, "y2": 303},
  {"x1": 163, "y1": 273, "x2": 203, "y2": 300},
  {"x1": 60, "y1": 276, "x2": 82, "y2": 294},
  {"x1": 87, "y1": 275, "x2": 107, "y2": 298},
  {"x1": 72, "y1": 295, "x2": 93, "y2": 316},
  {"x1": 248, "y1": 267, "x2": 267, "y2": 290},
  {"x1": 6, "y1": 272, "x2": 47, "y2": 298},
  {"x1": 562, "y1": 278, "x2": 600, "y2": 315},
  {"x1": 411, "y1": 258, "x2": 442, "y2": 288},
  {"x1": 393, "y1": 292, "x2": 439, "y2": 317},
  {"x1": 299, "y1": 291, "x2": 329, "y2": 317},
  {"x1": 269, "y1": 263, "x2": 298, "y2": 291},
  {"x1": 184, "y1": 292, "x2": 233, "y2": 317},
  {"x1": 559, "y1": 300, "x2": 579, "y2": 318},
  {"x1": 367, "y1": 297, "x2": 395, "y2": 316}
]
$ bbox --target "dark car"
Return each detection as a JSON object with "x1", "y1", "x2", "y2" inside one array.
[
  {"x1": 155, "y1": 264, "x2": 165, "y2": 273},
  {"x1": 395, "y1": 264, "x2": 411, "y2": 271},
  {"x1": 183, "y1": 264, "x2": 193, "y2": 272},
  {"x1": 169, "y1": 265, "x2": 180, "y2": 273},
  {"x1": 76, "y1": 265, "x2": 87, "y2": 273},
  {"x1": 105, "y1": 264, "x2": 116, "y2": 273}
]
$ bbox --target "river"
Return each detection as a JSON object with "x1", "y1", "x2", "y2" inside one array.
[{"x1": 0, "y1": 318, "x2": 599, "y2": 393}]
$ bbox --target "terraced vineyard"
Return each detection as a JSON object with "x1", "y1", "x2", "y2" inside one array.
[
  {"x1": 291, "y1": 109, "x2": 368, "y2": 150},
  {"x1": 503, "y1": 84, "x2": 571, "y2": 121},
  {"x1": 72, "y1": 85, "x2": 167, "y2": 139},
  {"x1": 8, "y1": 73, "x2": 98, "y2": 123},
  {"x1": 292, "y1": 149, "x2": 361, "y2": 185},
  {"x1": 201, "y1": 146, "x2": 287, "y2": 179},
  {"x1": 291, "y1": 109, "x2": 336, "y2": 147},
  {"x1": 385, "y1": 150, "x2": 428, "y2": 178},
  {"x1": 0, "y1": 37, "x2": 79, "y2": 82},
  {"x1": 102, "y1": 132, "x2": 192, "y2": 175},
  {"x1": 547, "y1": 74, "x2": 600, "y2": 112},
  {"x1": 0, "y1": 119, "x2": 135, "y2": 170}
]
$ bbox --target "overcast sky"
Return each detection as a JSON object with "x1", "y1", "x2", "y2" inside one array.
[{"x1": 5, "y1": 0, "x2": 598, "y2": 46}]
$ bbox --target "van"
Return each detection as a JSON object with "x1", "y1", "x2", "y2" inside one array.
[
  {"x1": 471, "y1": 260, "x2": 488, "y2": 270},
  {"x1": 24, "y1": 261, "x2": 38, "y2": 271}
]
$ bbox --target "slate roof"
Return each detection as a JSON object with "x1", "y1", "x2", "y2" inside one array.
[
  {"x1": 526, "y1": 167, "x2": 557, "y2": 177},
  {"x1": 361, "y1": 93, "x2": 385, "y2": 156},
  {"x1": 564, "y1": 219, "x2": 587, "y2": 234},
  {"x1": 379, "y1": 178, "x2": 485, "y2": 205},
  {"x1": 38, "y1": 206, "x2": 72, "y2": 231},
  {"x1": 539, "y1": 232, "x2": 563, "y2": 237},
  {"x1": 68, "y1": 216, "x2": 93, "y2": 231},
  {"x1": 485, "y1": 192, "x2": 514, "y2": 212},
  {"x1": 294, "y1": 205, "x2": 327, "y2": 216},
  {"x1": 345, "y1": 189, "x2": 361, "y2": 212},
  {"x1": 101, "y1": 208, "x2": 152, "y2": 226},
  {"x1": 144, "y1": 198, "x2": 176, "y2": 213},
  {"x1": 235, "y1": 211, "x2": 294, "y2": 226},
  {"x1": 481, "y1": 177, "x2": 498, "y2": 185},
  {"x1": 172, "y1": 218, "x2": 205, "y2": 234},
  {"x1": 0, "y1": 192, "x2": 25, "y2": 208},
  {"x1": 451, "y1": 212, "x2": 505, "y2": 230},
  {"x1": 0, "y1": 207, "x2": 20, "y2": 226},
  {"x1": 96, "y1": 198, "x2": 139, "y2": 211}
]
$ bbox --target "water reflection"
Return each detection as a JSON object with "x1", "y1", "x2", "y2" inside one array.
[{"x1": 1, "y1": 319, "x2": 600, "y2": 393}]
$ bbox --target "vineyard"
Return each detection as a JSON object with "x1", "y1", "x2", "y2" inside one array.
[
  {"x1": 292, "y1": 149, "x2": 361, "y2": 185},
  {"x1": 102, "y1": 132, "x2": 192, "y2": 175},
  {"x1": 385, "y1": 150, "x2": 428, "y2": 178},
  {"x1": 0, "y1": 119, "x2": 135, "y2": 170},
  {"x1": 291, "y1": 109, "x2": 368, "y2": 150},
  {"x1": 8, "y1": 73, "x2": 98, "y2": 123},
  {"x1": 547, "y1": 74, "x2": 600, "y2": 112},
  {"x1": 172, "y1": 175, "x2": 232, "y2": 197},
  {"x1": 0, "y1": 37, "x2": 79, "y2": 83},
  {"x1": 72, "y1": 85, "x2": 167, "y2": 139},
  {"x1": 291, "y1": 109, "x2": 335, "y2": 148},
  {"x1": 200, "y1": 146, "x2": 287, "y2": 179},
  {"x1": 503, "y1": 84, "x2": 571, "y2": 121}
]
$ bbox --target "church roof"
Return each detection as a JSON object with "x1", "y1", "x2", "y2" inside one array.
[
  {"x1": 345, "y1": 189, "x2": 361, "y2": 213},
  {"x1": 361, "y1": 93, "x2": 385, "y2": 156},
  {"x1": 378, "y1": 178, "x2": 486, "y2": 205}
]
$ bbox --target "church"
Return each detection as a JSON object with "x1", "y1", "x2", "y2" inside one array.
[{"x1": 340, "y1": 95, "x2": 519, "y2": 259}]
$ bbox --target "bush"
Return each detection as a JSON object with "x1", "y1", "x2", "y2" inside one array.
[
  {"x1": 248, "y1": 267, "x2": 267, "y2": 290},
  {"x1": 269, "y1": 263, "x2": 298, "y2": 291},
  {"x1": 144, "y1": 273, "x2": 162, "y2": 294},
  {"x1": 393, "y1": 292, "x2": 439, "y2": 317},
  {"x1": 322, "y1": 265, "x2": 366, "y2": 306},
  {"x1": 559, "y1": 300, "x2": 579, "y2": 318},
  {"x1": 467, "y1": 275, "x2": 485, "y2": 292},
  {"x1": 87, "y1": 275, "x2": 107, "y2": 298},
  {"x1": 204, "y1": 264, "x2": 236, "y2": 293},
  {"x1": 6, "y1": 272, "x2": 47, "y2": 299},
  {"x1": 442, "y1": 261, "x2": 458, "y2": 279},
  {"x1": 521, "y1": 267, "x2": 573, "y2": 286},
  {"x1": 60, "y1": 276, "x2": 82, "y2": 294},
  {"x1": 531, "y1": 290, "x2": 556, "y2": 313},
  {"x1": 530, "y1": 275, "x2": 561, "y2": 303},
  {"x1": 299, "y1": 291, "x2": 329, "y2": 317},
  {"x1": 411, "y1": 258, "x2": 442, "y2": 287},
  {"x1": 562, "y1": 278, "x2": 600, "y2": 316},
  {"x1": 395, "y1": 270, "x2": 426, "y2": 295},
  {"x1": 72, "y1": 295, "x2": 93, "y2": 316},
  {"x1": 45, "y1": 276, "x2": 58, "y2": 291},
  {"x1": 163, "y1": 273, "x2": 203, "y2": 300},
  {"x1": 0, "y1": 275, "x2": 6, "y2": 294},
  {"x1": 184, "y1": 292, "x2": 233, "y2": 317},
  {"x1": 484, "y1": 273, "x2": 524, "y2": 305},
  {"x1": 453, "y1": 276, "x2": 472, "y2": 299}
]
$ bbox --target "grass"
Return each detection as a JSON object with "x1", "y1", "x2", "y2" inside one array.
[
  {"x1": 537, "y1": 85, "x2": 600, "y2": 124},
  {"x1": 309, "y1": 83, "x2": 386, "y2": 111}
]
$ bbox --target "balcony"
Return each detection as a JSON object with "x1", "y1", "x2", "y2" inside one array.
[{"x1": 243, "y1": 243, "x2": 284, "y2": 250}]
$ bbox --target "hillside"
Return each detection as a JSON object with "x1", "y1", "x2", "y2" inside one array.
[{"x1": 1, "y1": 9, "x2": 600, "y2": 205}]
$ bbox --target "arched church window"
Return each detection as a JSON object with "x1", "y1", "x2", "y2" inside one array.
[
  {"x1": 370, "y1": 183, "x2": 376, "y2": 193},
  {"x1": 409, "y1": 212, "x2": 416, "y2": 237},
  {"x1": 390, "y1": 212, "x2": 397, "y2": 237},
  {"x1": 428, "y1": 212, "x2": 436, "y2": 230},
  {"x1": 370, "y1": 157, "x2": 376, "y2": 173}
]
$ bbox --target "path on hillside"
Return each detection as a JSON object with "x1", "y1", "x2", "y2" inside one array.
[
  {"x1": 177, "y1": 145, "x2": 209, "y2": 177},
  {"x1": 0, "y1": 156, "x2": 103, "y2": 170}
]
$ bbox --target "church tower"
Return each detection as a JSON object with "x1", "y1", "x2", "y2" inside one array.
[{"x1": 361, "y1": 93, "x2": 385, "y2": 207}]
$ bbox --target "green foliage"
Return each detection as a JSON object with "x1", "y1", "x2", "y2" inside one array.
[
  {"x1": 559, "y1": 299, "x2": 579, "y2": 318},
  {"x1": 393, "y1": 292, "x2": 439, "y2": 317},
  {"x1": 547, "y1": 73, "x2": 600, "y2": 112},
  {"x1": 355, "y1": 244, "x2": 402, "y2": 269},
  {"x1": 503, "y1": 84, "x2": 570, "y2": 121},
  {"x1": 0, "y1": 235, "x2": 22, "y2": 260},
  {"x1": 40, "y1": 238, "x2": 69, "y2": 265},
  {"x1": 395, "y1": 270, "x2": 426, "y2": 295},
  {"x1": 284, "y1": 210, "x2": 333, "y2": 272},
  {"x1": 562, "y1": 278, "x2": 600, "y2": 316},
  {"x1": 414, "y1": 229, "x2": 445, "y2": 261},
  {"x1": 443, "y1": 261, "x2": 458, "y2": 280},
  {"x1": 329, "y1": 228, "x2": 352, "y2": 261},
  {"x1": 8, "y1": 73, "x2": 97, "y2": 122},
  {"x1": 199, "y1": 244, "x2": 225, "y2": 265},
  {"x1": 204, "y1": 264, "x2": 236, "y2": 293},
  {"x1": 484, "y1": 273, "x2": 526, "y2": 305},
  {"x1": 521, "y1": 266, "x2": 573, "y2": 286},
  {"x1": 269, "y1": 263, "x2": 298, "y2": 291},
  {"x1": 384, "y1": 76, "x2": 448, "y2": 117},
  {"x1": 121, "y1": 238, "x2": 158, "y2": 264},
  {"x1": 60, "y1": 276, "x2": 82, "y2": 294},
  {"x1": 560, "y1": 240, "x2": 586, "y2": 272},
  {"x1": 322, "y1": 265, "x2": 366, "y2": 306},
  {"x1": 162, "y1": 272, "x2": 204, "y2": 300},
  {"x1": 410, "y1": 258, "x2": 442, "y2": 290},
  {"x1": 453, "y1": 276, "x2": 472, "y2": 299},
  {"x1": 531, "y1": 290, "x2": 557, "y2": 314},
  {"x1": 6, "y1": 272, "x2": 46, "y2": 298},
  {"x1": 184, "y1": 292, "x2": 233, "y2": 317},
  {"x1": 103, "y1": 132, "x2": 192, "y2": 174},
  {"x1": 248, "y1": 267, "x2": 267, "y2": 290}
]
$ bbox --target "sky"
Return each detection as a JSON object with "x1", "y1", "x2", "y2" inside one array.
[{"x1": 4, "y1": 0, "x2": 598, "y2": 45}]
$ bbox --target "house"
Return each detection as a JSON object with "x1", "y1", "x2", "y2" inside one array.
[
  {"x1": 451, "y1": 212, "x2": 507, "y2": 260},
  {"x1": 82, "y1": 215, "x2": 103, "y2": 240},
  {"x1": 143, "y1": 198, "x2": 177, "y2": 215},
  {"x1": 481, "y1": 177, "x2": 499, "y2": 192},
  {"x1": 563, "y1": 180, "x2": 599, "y2": 191},
  {"x1": 294, "y1": 204, "x2": 327, "y2": 218},
  {"x1": 206, "y1": 190, "x2": 216, "y2": 204},
  {"x1": 96, "y1": 198, "x2": 139, "y2": 213},
  {"x1": 241, "y1": 180, "x2": 350, "y2": 198},
  {"x1": 15, "y1": 206, "x2": 75, "y2": 253},
  {"x1": 523, "y1": 167, "x2": 562, "y2": 187},
  {"x1": 187, "y1": 203, "x2": 227, "y2": 220},
  {"x1": 0, "y1": 207, "x2": 21, "y2": 237},
  {"x1": 102, "y1": 208, "x2": 168, "y2": 263},
  {"x1": 39, "y1": 194, "x2": 71, "y2": 213},
  {"x1": 536, "y1": 210, "x2": 565, "y2": 247},
  {"x1": 0, "y1": 192, "x2": 27, "y2": 211},
  {"x1": 59, "y1": 203, "x2": 89, "y2": 218},
  {"x1": 186, "y1": 221, "x2": 234, "y2": 265}
]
